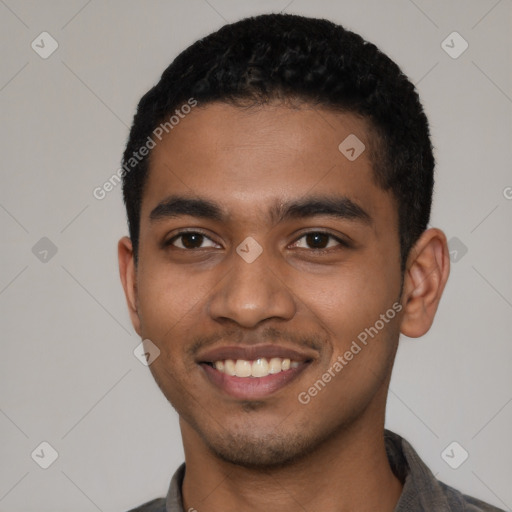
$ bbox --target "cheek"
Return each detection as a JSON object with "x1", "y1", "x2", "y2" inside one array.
[
  {"x1": 295, "y1": 259, "x2": 399, "y2": 346},
  {"x1": 136, "y1": 257, "x2": 210, "y2": 343}
]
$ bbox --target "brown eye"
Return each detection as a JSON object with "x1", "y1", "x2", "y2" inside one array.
[
  {"x1": 167, "y1": 232, "x2": 219, "y2": 250},
  {"x1": 292, "y1": 231, "x2": 348, "y2": 251},
  {"x1": 305, "y1": 232, "x2": 330, "y2": 249}
]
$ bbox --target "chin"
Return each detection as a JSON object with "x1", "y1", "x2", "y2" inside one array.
[{"x1": 198, "y1": 426, "x2": 324, "y2": 469}]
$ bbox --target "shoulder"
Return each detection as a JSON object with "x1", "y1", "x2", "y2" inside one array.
[
  {"x1": 126, "y1": 497, "x2": 167, "y2": 512},
  {"x1": 439, "y1": 480, "x2": 506, "y2": 512},
  {"x1": 384, "y1": 430, "x2": 505, "y2": 512},
  {"x1": 126, "y1": 463, "x2": 185, "y2": 512}
]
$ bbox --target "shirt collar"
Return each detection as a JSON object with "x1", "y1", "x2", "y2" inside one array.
[
  {"x1": 164, "y1": 429, "x2": 454, "y2": 511},
  {"x1": 385, "y1": 429, "x2": 454, "y2": 511}
]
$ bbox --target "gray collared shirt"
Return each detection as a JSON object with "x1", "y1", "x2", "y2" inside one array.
[{"x1": 127, "y1": 430, "x2": 505, "y2": 511}]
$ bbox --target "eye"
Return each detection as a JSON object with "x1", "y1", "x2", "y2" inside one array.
[
  {"x1": 166, "y1": 231, "x2": 220, "y2": 250},
  {"x1": 290, "y1": 231, "x2": 349, "y2": 251}
]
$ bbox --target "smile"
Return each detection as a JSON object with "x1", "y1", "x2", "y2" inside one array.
[
  {"x1": 197, "y1": 345, "x2": 315, "y2": 400},
  {"x1": 208, "y1": 357, "x2": 301, "y2": 378}
]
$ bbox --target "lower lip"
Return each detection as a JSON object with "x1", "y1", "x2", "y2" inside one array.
[{"x1": 201, "y1": 363, "x2": 309, "y2": 400}]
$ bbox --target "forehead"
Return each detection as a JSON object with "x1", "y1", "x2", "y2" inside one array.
[{"x1": 141, "y1": 102, "x2": 394, "y2": 227}]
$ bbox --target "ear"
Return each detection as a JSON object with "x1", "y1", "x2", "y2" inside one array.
[
  {"x1": 118, "y1": 236, "x2": 141, "y2": 337},
  {"x1": 400, "y1": 228, "x2": 450, "y2": 338}
]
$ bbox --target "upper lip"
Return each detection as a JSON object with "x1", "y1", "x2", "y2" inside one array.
[{"x1": 196, "y1": 344, "x2": 316, "y2": 363}]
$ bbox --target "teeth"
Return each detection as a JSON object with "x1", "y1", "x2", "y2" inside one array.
[
  {"x1": 224, "y1": 359, "x2": 236, "y2": 376},
  {"x1": 269, "y1": 357, "x2": 282, "y2": 374},
  {"x1": 211, "y1": 357, "x2": 301, "y2": 378},
  {"x1": 235, "y1": 359, "x2": 252, "y2": 377},
  {"x1": 251, "y1": 358, "x2": 269, "y2": 377}
]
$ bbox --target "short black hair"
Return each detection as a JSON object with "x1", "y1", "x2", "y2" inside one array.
[{"x1": 122, "y1": 13, "x2": 434, "y2": 271}]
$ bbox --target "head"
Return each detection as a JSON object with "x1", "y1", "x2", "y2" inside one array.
[{"x1": 119, "y1": 13, "x2": 449, "y2": 467}]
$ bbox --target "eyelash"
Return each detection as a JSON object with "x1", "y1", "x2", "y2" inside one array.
[
  {"x1": 291, "y1": 232, "x2": 351, "y2": 253},
  {"x1": 164, "y1": 230, "x2": 351, "y2": 254}
]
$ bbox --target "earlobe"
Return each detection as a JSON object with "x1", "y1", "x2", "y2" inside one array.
[
  {"x1": 400, "y1": 228, "x2": 450, "y2": 338},
  {"x1": 118, "y1": 236, "x2": 141, "y2": 336}
]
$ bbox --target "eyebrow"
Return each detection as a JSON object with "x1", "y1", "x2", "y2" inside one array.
[{"x1": 149, "y1": 194, "x2": 372, "y2": 226}]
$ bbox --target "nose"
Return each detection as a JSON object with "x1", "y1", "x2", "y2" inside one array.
[{"x1": 207, "y1": 245, "x2": 296, "y2": 328}]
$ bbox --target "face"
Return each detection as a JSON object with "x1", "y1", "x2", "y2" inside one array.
[{"x1": 123, "y1": 102, "x2": 405, "y2": 467}]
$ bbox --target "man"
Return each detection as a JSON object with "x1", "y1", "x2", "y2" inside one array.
[{"x1": 118, "y1": 13, "x2": 503, "y2": 512}]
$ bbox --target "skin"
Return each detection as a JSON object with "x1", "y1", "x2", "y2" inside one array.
[{"x1": 119, "y1": 102, "x2": 450, "y2": 512}]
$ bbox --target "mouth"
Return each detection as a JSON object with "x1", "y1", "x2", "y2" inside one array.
[{"x1": 197, "y1": 345, "x2": 314, "y2": 400}]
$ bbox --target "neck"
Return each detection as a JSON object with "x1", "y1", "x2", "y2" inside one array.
[{"x1": 180, "y1": 415, "x2": 402, "y2": 512}]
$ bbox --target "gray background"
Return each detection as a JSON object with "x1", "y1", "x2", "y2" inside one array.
[{"x1": 1, "y1": 0, "x2": 511, "y2": 511}]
